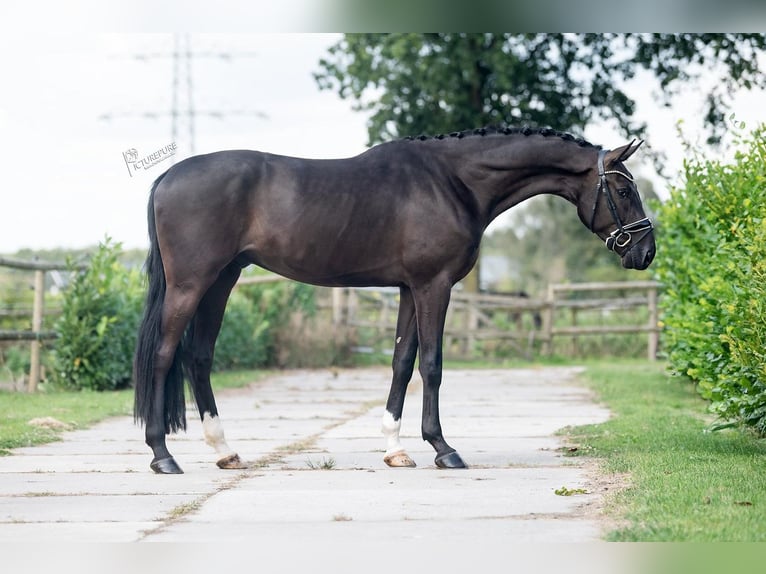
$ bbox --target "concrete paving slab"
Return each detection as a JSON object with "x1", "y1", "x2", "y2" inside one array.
[
  {"x1": 0, "y1": 470, "x2": 236, "y2": 496},
  {"x1": 0, "y1": 493, "x2": 199, "y2": 522},
  {"x1": 146, "y1": 515, "x2": 603, "y2": 543},
  {"x1": 184, "y1": 467, "x2": 593, "y2": 523},
  {"x1": 0, "y1": 521, "x2": 158, "y2": 542},
  {"x1": 282, "y1": 435, "x2": 569, "y2": 470},
  {"x1": 0, "y1": 367, "x2": 611, "y2": 543}
]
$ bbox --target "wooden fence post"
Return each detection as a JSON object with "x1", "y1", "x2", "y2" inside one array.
[
  {"x1": 28, "y1": 269, "x2": 45, "y2": 392},
  {"x1": 332, "y1": 288, "x2": 345, "y2": 326},
  {"x1": 347, "y1": 289, "x2": 358, "y2": 326},
  {"x1": 379, "y1": 292, "x2": 391, "y2": 336},
  {"x1": 647, "y1": 284, "x2": 659, "y2": 361},
  {"x1": 570, "y1": 307, "x2": 579, "y2": 357},
  {"x1": 541, "y1": 284, "x2": 555, "y2": 355},
  {"x1": 466, "y1": 297, "x2": 478, "y2": 358}
]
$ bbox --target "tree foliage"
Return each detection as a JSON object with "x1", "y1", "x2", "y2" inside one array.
[
  {"x1": 316, "y1": 33, "x2": 766, "y2": 145},
  {"x1": 316, "y1": 33, "x2": 763, "y2": 293}
]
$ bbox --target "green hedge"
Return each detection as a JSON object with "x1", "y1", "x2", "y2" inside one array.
[{"x1": 654, "y1": 126, "x2": 766, "y2": 432}]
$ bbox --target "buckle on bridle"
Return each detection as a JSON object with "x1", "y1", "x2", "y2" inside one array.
[
  {"x1": 605, "y1": 218, "x2": 653, "y2": 252},
  {"x1": 607, "y1": 231, "x2": 632, "y2": 250}
]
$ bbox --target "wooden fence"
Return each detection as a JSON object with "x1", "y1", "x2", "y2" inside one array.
[
  {"x1": 542, "y1": 281, "x2": 660, "y2": 360},
  {"x1": 0, "y1": 257, "x2": 83, "y2": 392},
  {"x1": 331, "y1": 280, "x2": 661, "y2": 361}
]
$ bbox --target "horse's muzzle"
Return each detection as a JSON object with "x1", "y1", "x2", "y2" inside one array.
[{"x1": 621, "y1": 240, "x2": 655, "y2": 270}]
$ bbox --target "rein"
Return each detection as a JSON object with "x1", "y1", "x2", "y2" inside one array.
[{"x1": 589, "y1": 149, "x2": 653, "y2": 252}]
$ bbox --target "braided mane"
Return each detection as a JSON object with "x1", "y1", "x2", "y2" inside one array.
[{"x1": 403, "y1": 125, "x2": 599, "y2": 149}]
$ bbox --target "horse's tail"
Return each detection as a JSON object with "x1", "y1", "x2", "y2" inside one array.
[{"x1": 133, "y1": 170, "x2": 187, "y2": 433}]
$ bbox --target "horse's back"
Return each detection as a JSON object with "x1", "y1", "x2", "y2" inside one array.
[{"x1": 149, "y1": 144, "x2": 478, "y2": 288}]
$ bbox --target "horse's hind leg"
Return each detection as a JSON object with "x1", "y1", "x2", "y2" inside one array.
[
  {"x1": 146, "y1": 285, "x2": 207, "y2": 474},
  {"x1": 184, "y1": 263, "x2": 246, "y2": 470},
  {"x1": 382, "y1": 286, "x2": 418, "y2": 467}
]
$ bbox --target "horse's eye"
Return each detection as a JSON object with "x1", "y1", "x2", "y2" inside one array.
[{"x1": 617, "y1": 187, "x2": 631, "y2": 198}]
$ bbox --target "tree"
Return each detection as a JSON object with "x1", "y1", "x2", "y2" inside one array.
[
  {"x1": 315, "y1": 33, "x2": 766, "y2": 146},
  {"x1": 315, "y1": 34, "x2": 764, "y2": 292}
]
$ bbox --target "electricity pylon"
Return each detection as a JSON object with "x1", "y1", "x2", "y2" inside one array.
[{"x1": 101, "y1": 34, "x2": 265, "y2": 162}]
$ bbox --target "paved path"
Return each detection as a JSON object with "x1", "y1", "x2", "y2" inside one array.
[{"x1": 0, "y1": 367, "x2": 610, "y2": 544}]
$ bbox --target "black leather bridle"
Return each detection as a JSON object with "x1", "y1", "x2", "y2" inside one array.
[{"x1": 589, "y1": 148, "x2": 654, "y2": 252}]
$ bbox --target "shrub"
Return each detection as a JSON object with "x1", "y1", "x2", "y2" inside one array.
[
  {"x1": 51, "y1": 239, "x2": 143, "y2": 391},
  {"x1": 654, "y1": 125, "x2": 766, "y2": 432},
  {"x1": 212, "y1": 289, "x2": 270, "y2": 370},
  {"x1": 214, "y1": 279, "x2": 320, "y2": 370}
]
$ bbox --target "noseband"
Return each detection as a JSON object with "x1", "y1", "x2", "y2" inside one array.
[{"x1": 589, "y1": 149, "x2": 653, "y2": 252}]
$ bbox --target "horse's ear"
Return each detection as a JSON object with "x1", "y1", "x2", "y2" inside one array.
[{"x1": 605, "y1": 140, "x2": 643, "y2": 165}]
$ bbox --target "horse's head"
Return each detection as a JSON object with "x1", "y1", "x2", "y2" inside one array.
[{"x1": 577, "y1": 141, "x2": 656, "y2": 270}]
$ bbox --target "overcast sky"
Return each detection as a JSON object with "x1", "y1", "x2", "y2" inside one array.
[{"x1": 0, "y1": 33, "x2": 763, "y2": 253}]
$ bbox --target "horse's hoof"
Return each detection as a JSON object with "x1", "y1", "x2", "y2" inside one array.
[
  {"x1": 384, "y1": 451, "x2": 417, "y2": 468},
  {"x1": 150, "y1": 456, "x2": 184, "y2": 474},
  {"x1": 216, "y1": 453, "x2": 247, "y2": 470},
  {"x1": 435, "y1": 451, "x2": 467, "y2": 469}
]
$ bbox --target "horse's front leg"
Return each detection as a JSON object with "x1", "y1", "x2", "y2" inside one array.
[
  {"x1": 412, "y1": 279, "x2": 467, "y2": 469},
  {"x1": 382, "y1": 286, "x2": 418, "y2": 467}
]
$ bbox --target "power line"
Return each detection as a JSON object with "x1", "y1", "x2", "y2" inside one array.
[{"x1": 100, "y1": 34, "x2": 266, "y2": 161}]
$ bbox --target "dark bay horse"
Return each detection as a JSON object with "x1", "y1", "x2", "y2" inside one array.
[{"x1": 133, "y1": 126, "x2": 655, "y2": 474}]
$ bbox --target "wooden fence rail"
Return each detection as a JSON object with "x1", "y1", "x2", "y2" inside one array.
[
  {"x1": 0, "y1": 258, "x2": 84, "y2": 392},
  {"x1": 541, "y1": 280, "x2": 660, "y2": 360},
  {"x1": 333, "y1": 280, "x2": 661, "y2": 361}
]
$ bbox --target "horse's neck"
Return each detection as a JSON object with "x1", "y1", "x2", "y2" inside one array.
[{"x1": 447, "y1": 136, "x2": 595, "y2": 224}]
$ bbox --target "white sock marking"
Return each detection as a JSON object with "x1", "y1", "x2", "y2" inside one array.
[
  {"x1": 202, "y1": 412, "x2": 235, "y2": 458},
  {"x1": 381, "y1": 410, "x2": 405, "y2": 456}
]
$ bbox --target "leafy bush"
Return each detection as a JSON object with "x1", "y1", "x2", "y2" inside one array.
[
  {"x1": 214, "y1": 279, "x2": 319, "y2": 370},
  {"x1": 213, "y1": 289, "x2": 270, "y2": 370},
  {"x1": 654, "y1": 125, "x2": 766, "y2": 432},
  {"x1": 52, "y1": 239, "x2": 143, "y2": 391}
]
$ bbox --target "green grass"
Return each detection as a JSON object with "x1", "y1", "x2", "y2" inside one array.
[
  {"x1": 305, "y1": 456, "x2": 337, "y2": 470},
  {"x1": 571, "y1": 360, "x2": 766, "y2": 542},
  {"x1": 0, "y1": 369, "x2": 269, "y2": 455},
  {"x1": 0, "y1": 389, "x2": 133, "y2": 454}
]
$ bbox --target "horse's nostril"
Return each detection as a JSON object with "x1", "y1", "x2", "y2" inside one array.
[{"x1": 644, "y1": 248, "x2": 655, "y2": 267}]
